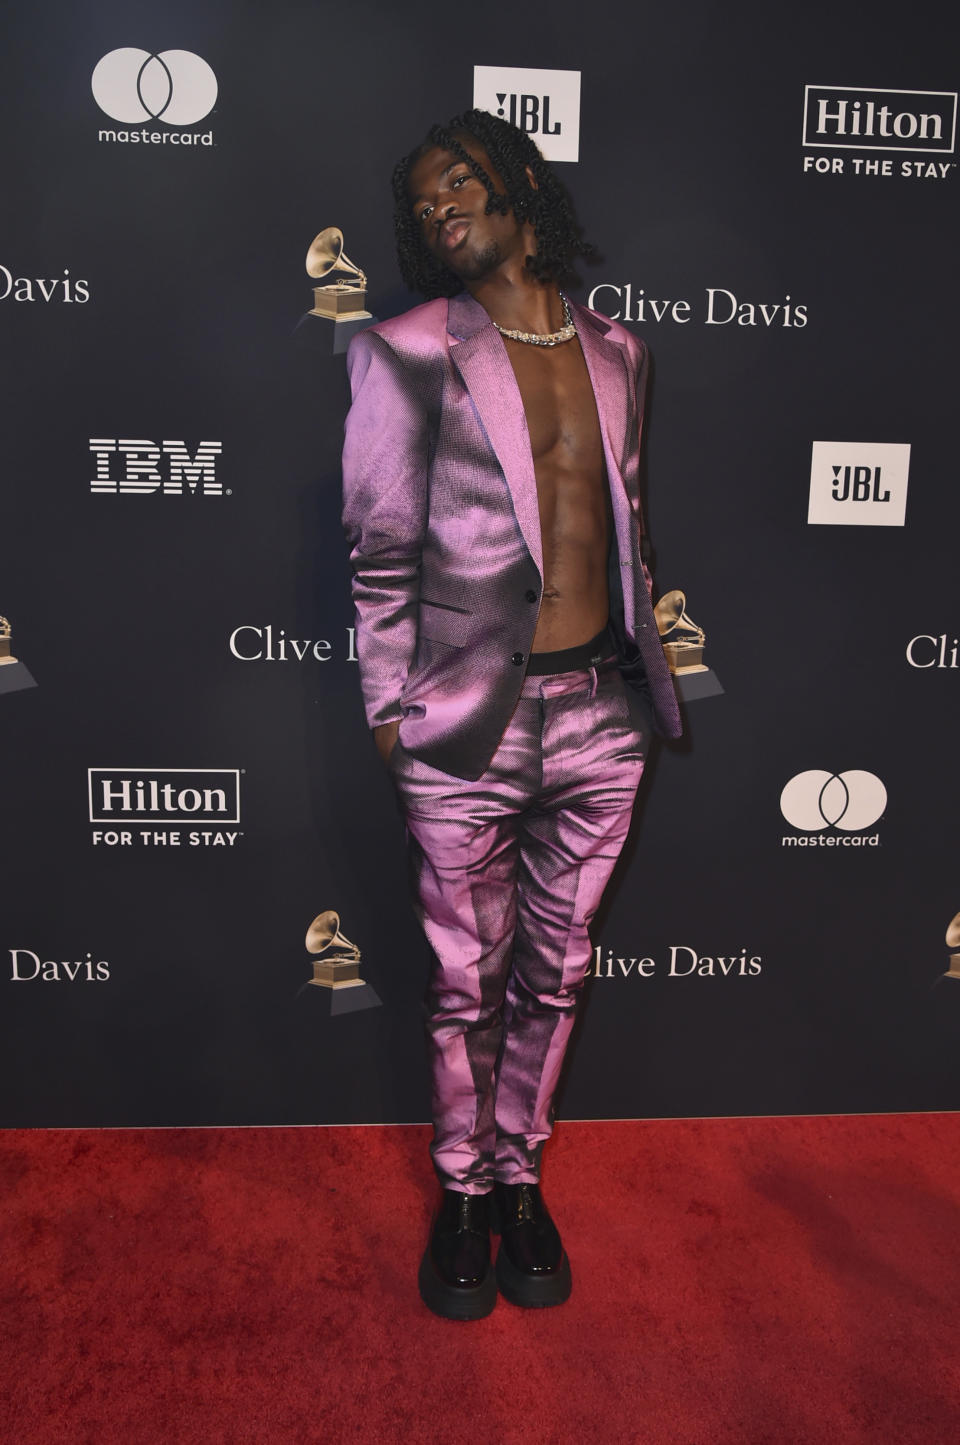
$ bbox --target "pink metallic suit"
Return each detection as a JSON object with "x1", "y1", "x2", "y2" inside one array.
[
  {"x1": 392, "y1": 658, "x2": 647, "y2": 1189},
  {"x1": 342, "y1": 292, "x2": 680, "y2": 1189}
]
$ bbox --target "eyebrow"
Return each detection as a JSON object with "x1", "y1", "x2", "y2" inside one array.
[{"x1": 411, "y1": 160, "x2": 467, "y2": 205}]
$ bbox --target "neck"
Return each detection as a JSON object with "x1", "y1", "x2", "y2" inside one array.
[{"x1": 466, "y1": 239, "x2": 564, "y2": 335}]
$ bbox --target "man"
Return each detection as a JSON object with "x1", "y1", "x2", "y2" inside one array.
[{"x1": 341, "y1": 110, "x2": 681, "y2": 1320}]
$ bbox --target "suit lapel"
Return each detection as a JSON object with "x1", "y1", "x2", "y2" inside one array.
[
  {"x1": 572, "y1": 305, "x2": 632, "y2": 487},
  {"x1": 572, "y1": 304, "x2": 639, "y2": 627},
  {"x1": 447, "y1": 294, "x2": 543, "y2": 579}
]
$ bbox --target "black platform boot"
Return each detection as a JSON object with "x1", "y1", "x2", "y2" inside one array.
[
  {"x1": 418, "y1": 1188, "x2": 497, "y2": 1321},
  {"x1": 492, "y1": 1182, "x2": 572, "y2": 1308}
]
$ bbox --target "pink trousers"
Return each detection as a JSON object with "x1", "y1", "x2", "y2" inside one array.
[{"x1": 390, "y1": 659, "x2": 646, "y2": 1192}]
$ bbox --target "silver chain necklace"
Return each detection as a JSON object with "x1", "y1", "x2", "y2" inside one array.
[{"x1": 492, "y1": 293, "x2": 577, "y2": 347}]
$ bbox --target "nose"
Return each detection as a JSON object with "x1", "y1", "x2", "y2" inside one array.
[{"x1": 433, "y1": 197, "x2": 458, "y2": 228}]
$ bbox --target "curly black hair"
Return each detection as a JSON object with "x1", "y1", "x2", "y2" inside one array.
[{"x1": 391, "y1": 108, "x2": 595, "y2": 299}]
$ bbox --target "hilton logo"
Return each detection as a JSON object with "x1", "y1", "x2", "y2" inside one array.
[
  {"x1": 801, "y1": 86, "x2": 957, "y2": 180},
  {"x1": 803, "y1": 87, "x2": 957, "y2": 153},
  {"x1": 808, "y1": 442, "x2": 910, "y2": 527},
  {"x1": 89, "y1": 439, "x2": 224, "y2": 496},
  {"x1": 89, "y1": 768, "x2": 239, "y2": 822},
  {"x1": 474, "y1": 66, "x2": 581, "y2": 163},
  {"x1": 88, "y1": 768, "x2": 242, "y2": 848}
]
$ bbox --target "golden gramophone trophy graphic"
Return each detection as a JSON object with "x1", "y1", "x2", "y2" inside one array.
[
  {"x1": 0, "y1": 615, "x2": 37, "y2": 696},
  {"x1": 301, "y1": 227, "x2": 374, "y2": 356},
  {"x1": 307, "y1": 228, "x2": 370, "y2": 319},
  {"x1": 654, "y1": 589, "x2": 723, "y2": 701},
  {"x1": 945, "y1": 912, "x2": 960, "y2": 981},
  {"x1": 0, "y1": 616, "x2": 14, "y2": 664},
  {"x1": 304, "y1": 909, "x2": 380, "y2": 1015}
]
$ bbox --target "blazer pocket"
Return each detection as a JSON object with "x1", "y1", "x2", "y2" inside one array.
[{"x1": 418, "y1": 597, "x2": 471, "y2": 648}]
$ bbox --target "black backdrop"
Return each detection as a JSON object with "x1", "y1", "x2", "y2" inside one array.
[{"x1": 1, "y1": 0, "x2": 956, "y2": 1127}]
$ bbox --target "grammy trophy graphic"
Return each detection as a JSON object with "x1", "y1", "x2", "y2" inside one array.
[
  {"x1": 654, "y1": 590, "x2": 707, "y2": 673},
  {"x1": 654, "y1": 589, "x2": 723, "y2": 700},
  {"x1": 0, "y1": 616, "x2": 16, "y2": 665},
  {"x1": 306, "y1": 228, "x2": 372, "y2": 321},
  {"x1": 300, "y1": 226, "x2": 374, "y2": 356},
  {"x1": 0, "y1": 615, "x2": 37, "y2": 696},
  {"x1": 305, "y1": 909, "x2": 365, "y2": 989},
  {"x1": 302, "y1": 909, "x2": 381, "y2": 1016},
  {"x1": 946, "y1": 911, "x2": 960, "y2": 981}
]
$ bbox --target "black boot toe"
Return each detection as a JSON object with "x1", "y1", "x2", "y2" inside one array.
[
  {"x1": 419, "y1": 1189, "x2": 497, "y2": 1321},
  {"x1": 493, "y1": 1183, "x2": 572, "y2": 1308}
]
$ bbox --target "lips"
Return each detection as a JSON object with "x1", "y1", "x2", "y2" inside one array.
[{"x1": 438, "y1": 218, "x2": 469, "y2": 250}]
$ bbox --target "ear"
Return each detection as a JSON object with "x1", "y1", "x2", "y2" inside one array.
[{"x1": 524, "y1": 164, "x2": 539, "y2": 191}]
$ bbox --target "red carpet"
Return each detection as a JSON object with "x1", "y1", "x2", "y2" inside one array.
[{"x1": 2, "y1": 1115, "x2": 958, "y2": 1444}]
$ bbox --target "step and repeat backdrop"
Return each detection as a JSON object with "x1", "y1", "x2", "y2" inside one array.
[{"x1": 1, "y1": 0, "x2": 956, "y2": 1127}]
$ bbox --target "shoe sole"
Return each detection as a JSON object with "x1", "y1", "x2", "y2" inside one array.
[
  {"x1": 418, "y1": 1248, "x2": 497, "y2": 1321},
  {"x1": 494, "y1": 1243, "x2": 572, "y2": 1309}
]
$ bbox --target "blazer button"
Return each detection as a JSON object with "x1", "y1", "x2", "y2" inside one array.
[
  {"x1": 524, "y1": 589, "x2": 538, "y2": 603},
  {"x1": 511, "y1": 652, "x2": 525, "y2": 666}
]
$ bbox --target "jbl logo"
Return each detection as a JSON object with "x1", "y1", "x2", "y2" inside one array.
[
  {"x1": 494, "y1": 92, "x2": 561, "y2": 138},
  {"x1": 830, "y1": 465, "x2": 890, "y2": 502},
  {"x1": 474, "y1": 66, "x2": 581, "y2": 163},
  {"x1": 808, "y1": 441, "x2": 910, "y2": 527},
  {"x1": 89, "y1": 438, "x2": 224, "y2": 495}
]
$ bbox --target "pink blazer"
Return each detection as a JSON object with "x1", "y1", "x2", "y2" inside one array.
[{"x1": 341, "y1": 291, "x2": 682, "y2": 780}]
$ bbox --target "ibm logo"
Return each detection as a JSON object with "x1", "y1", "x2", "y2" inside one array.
[
  {"x1": 803, "y1": 86, "x2": 957, "y2": 154},
  {"x1": 474, "y1": 66, "x2": 581, "y2": 163},
  {"x1": 808, "y1": 442, "x2": 910, "y2": 527},
  {"x1": 89, "y1": 438, "x2": 224, "y2": 495}
]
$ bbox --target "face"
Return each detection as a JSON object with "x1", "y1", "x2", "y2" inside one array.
[{"x1": 407, "y1": 139, "x2": 531, "y2": 285}]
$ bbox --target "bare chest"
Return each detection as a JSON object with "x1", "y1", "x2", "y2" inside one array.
[{"x1": 504, "y1": 337, "x2": 604, "y2": 476}]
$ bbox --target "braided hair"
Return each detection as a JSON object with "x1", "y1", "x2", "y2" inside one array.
[{"x1": 392, "y1": 108, "x2": 595, "y2": 299}]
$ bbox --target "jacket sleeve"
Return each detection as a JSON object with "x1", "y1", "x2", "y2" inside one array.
[{"x1": 341, "y1": 330, "x2": 429, "y2": 729}]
